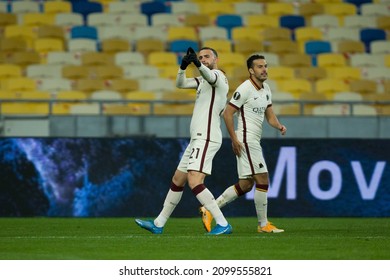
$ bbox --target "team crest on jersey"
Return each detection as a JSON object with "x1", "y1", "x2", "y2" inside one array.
[{"x1": 233, "y1": 92, "x2": 241, "y2": 100}]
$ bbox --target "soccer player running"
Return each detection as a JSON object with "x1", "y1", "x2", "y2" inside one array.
[
  {"x1": 200, "y1": 54, "x2": 286, "y2": 233},
  {"x1": 135, "y1": 47, "x2": 232, "y2": 235}
]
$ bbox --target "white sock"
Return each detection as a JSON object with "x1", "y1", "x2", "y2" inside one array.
[
  {"x1": 154, "y1": 187, "x2": 183, "y2": 227},
  {"x1": 195, "y1": 186, "x2": 228, "y2": 227},
  {"x1": 254, "y1": 188, "x2": 268, "y2": 227},
  {"x1": 216, "y1": 185, "x2": 239, "y2": 208}
]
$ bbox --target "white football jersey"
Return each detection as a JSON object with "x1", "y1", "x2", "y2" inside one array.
[
  {"x1": 191, "y1": 69, "x2": 228, "y2": 143},
  {"x1": 228, "y1": 78, "x2": 272, "y2": 143}
]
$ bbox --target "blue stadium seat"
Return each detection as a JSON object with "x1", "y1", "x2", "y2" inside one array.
[
  {"x1": 360, "y1": 28, "x2": 387, "y2": 52},
  {"x1": 280, "y1": 15, "x2": 305, "y2": 32},
  {"x1": 72, "y1": 1, "x2": 103, "y2": 23},
  {"x1": 170, "y1": 40, "x2": 199, "y2": 57},
  {"x1": 216, "y1": 14, "x2": 243, "y2": 40},
  {"x1": 304, "y1": 40, "x2": 332, "y2": 66},
  {"x1": 70, "y1": 26, "x2": 98, "y2": 40},
  {"x1": 140, "y1": 1, "x2": 168, "y2": 25}
]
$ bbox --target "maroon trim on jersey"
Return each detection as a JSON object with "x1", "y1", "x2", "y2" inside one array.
[
  {"x1": 249, "y1": 76, "x2": 263, "y2": 90},
  {"x1": 199, "y1": 139, "x2": 209, "y2": 172},
  {"x1": 209, "y1": 72, "x2": 218, "y2": 85},
  {"x1": 267, "y1": 104, "x2": 272, "y2": 108},
  {"x1": 240, "y1": 106, "x2": 247, "y2": 143},
  {"x1": 194, "y1": 77, "x2": 200, "y2": 86},
  {"x1": 206, "y1": 87, "x2": 216, "y2": 141},
  {"x1": 191, "y1": 184, "x2": 206, "y2": 196},
  {"x1": 228, "y1": 102, "x2": 239, "y2": 110}
]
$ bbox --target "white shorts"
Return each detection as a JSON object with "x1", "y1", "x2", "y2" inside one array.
[
  {"x1": 237, "y1": 142, "x2": 268, "y2": 179},
  {"x1": 177, "y1": 139, "x2": 221, "y2": 175}
]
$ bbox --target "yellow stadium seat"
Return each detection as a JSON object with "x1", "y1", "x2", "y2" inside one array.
[
  {"x1": 278, "y1": 78, "x2": 312, "y2": 97},
  {"x1": 157, "y1": 65, "x2": 181, "y2": 80},
  {"x1": 349, "y1": 79, "x2": 378, "y2": 95},
  {"x1": 81, "y1": 52, "x2": 114, "y2": 66},
  {"x1": 265, "y1": 40, "x2": 299, "y2": 55},
  {"x1": 167, "y1": 26, "x2": 198, "y2": 41},
  {"x1": 106, "y1": 79, "x2": 139, "y2": 95},
  {"x1": 315, "y1": 78, "x2": 350, "y2": 98},
  {"x1": 103, "y1": 103, "x2": 151, "y2": 115},
  {"x1": 4, "y1": 25, "x2": 36, "y2": 48},
  {"x1": 267, "y1": 66, "x2": 295, "y2": 83},
  {"x1": 0, "y1": 64, "x2": 22, "y2": 79},
  {"x1": 231, "y1": 26, "x2": 263, "y2": 42},
  {"x1": 233, "y1": 39, "x2": 264, "y2": 58},
  {"x1": 0, "y1": 37, "x2": 28, "y2": 53},
  {"x1": 126, "y1": 91, "x2": 158, "y2": 101},
  {"x1": 44, "y1": 1, "x2": 72, "y2": 14},
  {"x1": 1, "y1": 77, "x2": 36, "y2": 91},
  {"x1": 218, "y1": 52, "x2": 246, "y2": 69},
  {"x1": 184, "y1": 14, "x2": 211, "y2": 28},
  {"x1": 74, "y1": 79, "x2": 106, "y2": 95},
  {"x1": 280, "y1": 53, "x2": 312, "y2": 67},
  {"x1": 22, "y1": 13, "x2": 55, "y2": 27},
  {"x1": 33, "y1": 38, "x2": 64, "y2": 62},
  {"x1": 317, "y1": 53, "x2": 347, "y2": 68},
  {"x1": 198, "y1": 2, "x2": 234, "y2": 20},
  {"x1": 148, "y1": 51, "x2": 178, "y2": 67},
  {"x1": 266, "y1": 3, "x2": 295, "y2": 16},
  {"x1": 262, "y1": 27, "x2": 291, "y2": 42},
  {"x1": 246, "y1": 15, "x2": 280, "y2": 29},
  {"x1": 298, "y1": 3, "x2": 325, "y2": 19},
  {"x1": 1, "y1": 102, "x2": 49, "y2": 115},
  {"x1": 202, "y1": 39, "x2": 232, "y2": 53},
  {"x1": 326, "y1": 66, "x2": 361, "y2": 82},
  {"x1": 295, "y1": 67, "x2": 327, "y2": 82},
  {"x1": 323, "y1": 3, "x2": 357, "y2": 25},
  {"x1": 100, "y1": 38, "x2": 131, "y2": 54},
  {"x1": 135, "y1": 38, "x2": 166, "y2": 57},
  {"x1": 336, "y1": 40, "x2": 365, "y2": 54},
  {"x1": 92, "y1": 65, "x2": 124, "y2": 80},
  {"x1": 62, "y1": 65, "x2": 90, "y2": 80},
  {"x1": 9, "y1": 51, "x2": 41, "y2": 69},
  {"x1": 154, "y1": 103, "x2": 194, "y2": 116}
]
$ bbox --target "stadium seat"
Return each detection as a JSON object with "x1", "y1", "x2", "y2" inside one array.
[
  {"x1": 87, "y1": 12, "x2": 118, "y2": 28},
  {"x1": 234, "y1": 2, "x2": 264, "y2": 16},
  {"x1": 68, "y1": 38, "x2": 98, "y2": 53},
  {"x1": 310, "y1": 14, "x2": 339, "y2": 28},
  {"x1": 140, "y1": 1, "x2": 168, "y2": 25},
  {"x1": 231, "y1": 27, "x2": 263, "y2": 43},
  {"x1": 37, "y1": 25, "x2": 65, "y2": 41},
  {"x1": 90, "y1": 90, "x2": 122, "y2": 101},
  {"x1": 350, "y1": 53, "x2": 386, "y2": 67},
  {"x1": 246, "y1": 15, "x2": 280, "y2": 29},
  {"x1": 265, "y1": 40, "x2": 299, "y2": 55},
  {"x1": 198, "y1": 2, "x2": 234, "y2": 20},
  {"x1": 199, "y1": 26, "x2": 228, "y2": 41},
  {"x1": 295, "y1": 67, "x2": 327, "y2": 83},
  {"x1": 135, "y1": 38, "x2": 166, "y2": 56},
  {"x1": 0, "y1": 37, "x2": 28, "y2": 53},
  {"x1": 280, "y1": 53, "x2": 312, "y2": 67},
  {"x1": 262, "y1": 27, "x2": 291, "y2": 42},
  {"x1": 336, "y1": 40, "x2": 365, "y2": 55},
  {"x1": 81, "y1": 52, "x2": 114, "y2": 66},
  {"x1": 265, "y1": 3, "x2": 294, "y2": 16},
  {"x1": 26, "y1": 64, "x2": 63, "y2": 79},
  {"x1": 36, "y1": 78, "x2": 73, "y2": 93},
  {"x1": 216, "y1": 14, "x2": 243, "y2": 39},
  {"x1": 298, "y1": 3, "x2": 324, "y2": 19},
  {"x1": 114, "y1": 52, "x2": 145, "y2": 66},
  {"x1": 315, "y1": 78, "x2": 350, "y2": 97},
  {"x1": 9, "y1": 51, "x2": 41, "y2": 69},
  {"x1": 278, "y1": 78, "x2": 312, "y2": 97},
  {"x1": 352, "y1": 104, "x2": 378, "y2": 116},
  {"x1": 312, "y1": 104, "x2": 351, "y2": 116},
  {"x1": 280, "y1": 15, "x2": 306, "y2": 33},
  {"x1": 323, "y1": 3, "x2": 357, "y2": 25},
  {"x1": 107, "y1": 1, "x2": 141, "y2": 14},
  {"x1": 100, "y1": 38, "x2": 131, "y2": 54},
  {"x1": 349, "y1": 79, "x2": 378, "y2": 95},
  {"x1": 72, "y1": 1, "x2": 103, "y2": 22},
  {"x1": 10, "y1": 1, "x2": 41, "y2": 14},
  {"x1": 267, "y1": 66, "x2": 295, "y2": 83},
  {"x1": 325, "y1": 27, "x2": 360, "y2": 42},
  {"x1": 377, "y1": 16, "x2": 390, "y2": 30},
  {"x1": 202, "y1": 39, "x2": 232, "y2": 53},
  {"x1": 184, "y1": 14, "x2": 211, "y2": 28},
  {"x1": 171, "y1": 2, "x2": 200, "y2": 15},
  {"x1": 138, "y1": 77, "x2": 175, "y2": 94},
  {"x1": 117, "y1": 14, "x2": 148, "y2": 28},
  {"x1": 304, "y1": 41, "x2": 332, "y2": 66},
  {"x1": 134, "y1": 26, "x2": 167, "y2": 42},
  {"x1": 98, "y1": 26, "x2": 135, "y2": 42},
  {"x1": 92, "y1": 65, "x2": 124, "y2": 80},
  {"x1": 360, "y1": 28, "x2": 387, "y2": 52},
  {"x1": 167, "y1": 26, "x2": 198, "y2": 42},
  {"x1": 74, "y1": 79, "x2": 106, "y2": 94},
  {"x1": 106, "y1": 79, "x2": 139, "y2": 95},
  {"x1": 70, "y1": 26, "x2": 99, "y2": 40},
  {"x1": 360, "y1": 3, "x2": 390, "y2": 17},
  {"x1": 62, "y1": 65, "x2": 90, "y2": 80},
  {"x1": 370, "y1": 41, "x2": 390, "y2": 54},
  {"x1": 317, "y1": 53, "x2": 347, "y2": 68},
  {"x1": 233, "y1": 39, "x2": 264, "y2": 58},
  {"x1": 22, "y1": 13, "x2": 55, "y2": 27},
  {"x1": 122, "y1": 65, "x2": 159, "y2": 79},
  {"x1": 43, "y1": 1, "x2": 72, "y2": 14},
  {"x1": 1, "y1": 77, "x2": 36, "y2": 91},
  {"x1": 0, "y1": 64, "x2": 22, "y2": 79},
  {"x1": 151, "y1": 13, "x2": 182, "y2": 28},
  {"x1": 344, "y1": 15, "x2": 377, "y2": 29},
  {"x1": 326, "y1": 66, "x2": 362, "y2": 82},
  {"x1": 148, "y1": 51, "x2": 178, "y2": 67}
]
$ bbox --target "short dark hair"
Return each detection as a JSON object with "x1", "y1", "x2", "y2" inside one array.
[
  {"x1": 200, "y1": 47, "x2": 218, "y2": 58},
  {"x1": 247, "y1": 54, "x2": 265, "y2": 69}
]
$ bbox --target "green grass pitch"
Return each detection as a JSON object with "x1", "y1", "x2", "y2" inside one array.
[{"x1": 0, "y1": 217, "x2": 389, "y2": 260}]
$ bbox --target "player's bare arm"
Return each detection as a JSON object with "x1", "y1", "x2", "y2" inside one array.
[{"x1": 265, "y1": 106, "x2": 287, "y2": 135}]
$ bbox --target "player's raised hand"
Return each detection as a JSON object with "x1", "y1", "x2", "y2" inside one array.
[{"x1": 187, "y1": 47, "x2": 201, "y2": 67}]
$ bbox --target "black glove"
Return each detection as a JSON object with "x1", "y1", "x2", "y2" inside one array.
[
  {"x1": 187, "y1": 47, "x2": 201, "y2": 67},
  {"x1": 180, "y1": 54, "x2": 191, "y2": 70}
]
